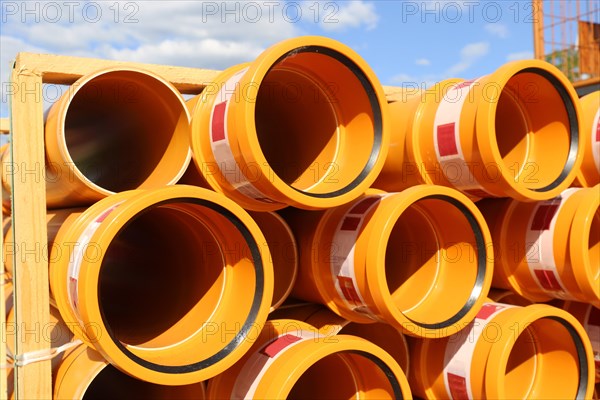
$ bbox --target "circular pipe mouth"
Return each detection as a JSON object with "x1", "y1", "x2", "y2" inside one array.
[
  {"x1": 382, "y1": 195, "x2": 487, "y2": 329},
  {"x1": 82, "y1": 364, "x2": 204, "y2": 399},
  {"x1": 97, "y1": 197, "x2": 265, "y2": 373},
  {"x1": 58, "y1": 69, "x2": 190, "y2": 194},
  {"x1": 492, "y1": 316, "x2": 589, "y2": 399},
  {"x1": 286, "y1": 350, "x2": 405, "y2": 399},
  {"x1": 587, "y1": 208, "x2": 600, "y2": 281},
  {"x1": 253, "y1": 46, "x2": 383, "y2": 198},
  {"x1": 492, "y1": 68, "x2": 578, "y2": 192}
]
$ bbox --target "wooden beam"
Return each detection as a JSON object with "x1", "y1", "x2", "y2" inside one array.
[
  {"x1": 15, "y1": 53, "x2": 406, "y2": 101},
  {"x1": 533, "y1": 0, "x2": 545, "y2": 59},
  {"x1": 10, "y1": 63, "x2": 52, "y2": 400}
]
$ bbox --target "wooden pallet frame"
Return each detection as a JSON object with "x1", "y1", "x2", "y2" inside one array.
[{"x1": 0, "y1": 52, "x2": 406, "y2": 399}]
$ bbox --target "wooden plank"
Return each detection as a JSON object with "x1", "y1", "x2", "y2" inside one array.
[
  {"x1": 10, "y1": 64, "x2": 52, "y2": 400},
  {"x1": 16, "y1": 53, "x2": 406, "y2": 101},
  {"x1": 0, "y1": 119, "x2": 8, "y2": 134},
  {"x1": 16, "y1": 52, "x2": 220, "y2": 94},
  {"x1": 1, "y1": 211, "x2": 6, "y2": 400}
]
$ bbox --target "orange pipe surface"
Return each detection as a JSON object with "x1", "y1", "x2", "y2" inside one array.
[
  {"x1": 207, "y1": 319, "x2": 412, "y2": 399},
  {"x1": 409, "y1": 302, "x2": 594, "y2": 399},
  {"x1": 5, "y1": 67, "x2": 191, "y2": 208},
  {"x1": 248, "y1": 211, "x2": 298, "y2": 312},
  {"x1": 49, "y1": 185, "x2": 273, "y2": 384},
  {"x1": 479, "y1": 186, "x2": 599, "y2": 306},
  {"x1": 189, "y1": 36, "x2": 390, "y2": 211},
  {"x1": 54, "y1": 344, "x2": 205, "y2": 399},
  {"x1": 284, "y1": 185, "x2": 493, "y2": 337},
  {"x1": 377, "y1": 60, "x2": 582, "y2": 201},
  {"x1": 575, "y1": 91, "x2": 600, "y2": 187}
]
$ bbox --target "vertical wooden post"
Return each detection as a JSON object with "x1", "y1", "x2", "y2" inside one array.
[{"x1": 10, "y1": 61, "x2": 52, "y2": 399}]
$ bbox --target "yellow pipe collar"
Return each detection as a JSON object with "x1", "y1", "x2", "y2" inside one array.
[
  {"x1": 575, "y1": 91, "x2": 600, "y2": 187},
  {"x1": 285, "y1": 185, "x2": 493, "y2": 337},
  {"x1": 40, "y1": 67, "x2": 191, "y2": 208},
  {"x1": 208, "y1": 319, "x2": 412, "y2": 399},
  {"x1": 409, "y1": 302, "x2": 594, "y2": 399},
  {"x1": 189, "y1": 36, "x2": 390, "y2": 211},
  {"x1": 377, "y1": 60, "x2": 582, "y2": 202},
  {"x1": 479, "y1": 185, "x2": 599, "y2": 306},
  {"x1": 54, "y1": 344, "x2": 205, "y2": 399},
  {"x1": 49, "y1": 185, "x2": 273, "y2": 384}
]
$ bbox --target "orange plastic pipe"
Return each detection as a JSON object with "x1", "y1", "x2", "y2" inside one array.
[
  {"x1": 376, "y1": 60, "x2": 582, "y2": 202},
  {"x1": 54, "y1": 344, "x2": 205, "y2": 399},
  {"x1": 207, "y1": 319, "x2": 412, "y2": 399},
  {"x1": 575, "y1": 91, "x2": 600, "y2": 187},
  {"x1": 488, "y1": 289, "x2": 532, "y2": 307},
  {"x1": 409, "y1": 302, "x2": 595, "y2": 399},
  {"x1": 3, "y1": 68, "x2": 191, "y2": 209},
  {"x1": 478, "y1": 185, "x2": 599, "y2": 306},
  {"x1": 283, "y1": 185, "x2": 493, "y2": 337},
  {"x1": 189, "y1": 36, "x2": 390, "y2": 211},
  {"x1": 248, "y1": 211, "x2": 298, "y2": 312},
  {"x1": 552, "y1": 300, "x2": 600, "y2": 383},
  {"x1": 270, "y1": 303, "x2": 410, "y2": 375},
  {"x1": 48, "y1": 185, "x2": 273, "y2": 384}
]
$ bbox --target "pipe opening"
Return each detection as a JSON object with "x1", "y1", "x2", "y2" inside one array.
[
  {"x1": 255, "y1": 49, "x2": 377, "y2": 195},
  {"x1": 384, "y1": 198, "x2": 479, "y2": 325},
  {"x1": 502, "y1": 317, "x2": 581, "y2": 399},
  {"x1": 99, "y1": 201, "x2": 258, "y2": 364},
  {"x1": 494, "y1": 72, "x2": 571, "y2": 190},
  {"x1": 64, "y1": 70, "x2": 189, "y2": 193},
  {"x1": 589, "y1": 208, "x2": 600, "y2": 281},
  {"x1": 286, "y1": 351, "x2": 396, "y2": 399},
  {"x1": 82, "y1": 364, "x2": 202, "y2": 399}
]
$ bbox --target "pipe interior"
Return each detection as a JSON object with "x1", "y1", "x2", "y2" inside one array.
[
  {"x1": 494, "y1": 72, "x2": 571, "y2": 190},
  {"x1": 99, "y1": 202, "x2": 257, "y2": 363},
  {"x1": 82, "y1": 364, "x2": 203, "y2": 399},
  {"x1": 255, "y1": 51, "x2": 376, "y2": 194},
  {"x1": 286, "y1": 351, "x2": 396, "y2": 399},
  {"x1": 502, "y1": 318, "x2": 581, "y2": 399},
  {"x1": 64, "y1": 71, "x2": 188, "y2": 192},
  {"x1": 384, "y1": 198, "x2": 479, "y2": 324}
]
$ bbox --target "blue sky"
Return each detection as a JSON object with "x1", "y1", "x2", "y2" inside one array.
[{"x1": 0, "y1": 0, "x2": 537, "y2": 118}]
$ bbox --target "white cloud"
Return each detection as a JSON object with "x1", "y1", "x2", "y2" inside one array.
[
  {"x1": 506, "y1": 51, "x2": 534, "y2": 61},
  {"x1": 320, "y1": 1, "x2": 379, "y2": 31},
  {"x1": 415, "y1": 58, "x2": 431, "y2": 66},
  {"x1": 485, "y1": 23, "x2": 509, "y2": 39},
  {"x1": 0, "y1": 1, "x2": 379, "y2": 117},
  {"x1": 445, "y1": 41, "x2": 489, "y2": 76}
]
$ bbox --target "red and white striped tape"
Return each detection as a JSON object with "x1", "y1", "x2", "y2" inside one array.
[
  {"x1": 231, "y1": 330, "x2": 320, "y2": 399},
  {"x1": 433, "y1": 78, "x2": 493, "y2": 198},
  {"x1": 525, "y1": 188, "x2": 579, "y2": 300},
  {"x1": 67, "y1": 202, "x2": 123, "y2": 325},
  {"x1": 583, "y1": 305, "x2": 600, "y2": 374},
  {"x1": 443, "y1": 302, "x2": 513, "y2": 400},
  {"x1": 209, "y1": 67, "x2": 281, "y2": 205},
  {"x1": 330, "y1": 194, "x2": 391, "y2": 320},
  {"x1": 591, "y1": 108, "x2": 600, "y2": 174}
]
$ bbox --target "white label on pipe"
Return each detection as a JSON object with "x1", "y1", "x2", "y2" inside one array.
[
  {"x1": 231, "y1": 329, "x2": 321, "y2": 399},
  {"x1": 583, "y1": 304, "x2": 600, "y2": 375},
  {"x1": 209, "y1": 67, "x2": 282, "y2": 205},
  {"x1": 330, "y1": 194, "x2": 392, "y2": 321},
  {"x1": 525, "y1": 188, "x2": 579, "y2": 300},
  {"x1": 433, "y1": 78, "x2": 493, "y2": 198},
  {"x1": 591, "y1": 108, "x2": 600, "y2": 173},
  {"x1": 443, "y1": 302, "x2": 514, "y2": 400},
  {"x1": 67, "y1": 202, "x2": 123, "y2": 325}
]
